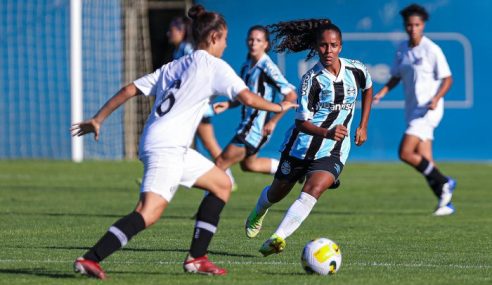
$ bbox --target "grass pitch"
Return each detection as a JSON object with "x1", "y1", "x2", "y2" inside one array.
[{"x1": 0, "y1": 160, "x2": 490, "y2": 285}]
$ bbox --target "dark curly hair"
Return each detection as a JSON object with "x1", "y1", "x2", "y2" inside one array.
[
  {"x1": 267, "y1": 19, "x2": 341, "y2": 60},
  {"x1": 400, "y1": 4, "x2": 429, "y2": 22},
  {"x1": 187, "y1": 4, "x2": 227, "y2": 48}
]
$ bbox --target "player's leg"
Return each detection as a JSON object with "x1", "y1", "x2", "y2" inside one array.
[
  {"x1": 74, "y1": 152, "x2": 180, "y2": 279},
  {"x1": 418, "y1": 139, "x2": 457, "y2": 215},
  {"x1": 260, "y1": 157, "x2": 342, "y2": 257},
  {"x1": 180, "y1": 149, "x2": 231, "y2": 275},
  {"x1": 240, "y1": 154, "x2": 279, "y2": 175},
  {"x1": 245, "y1": 178, "x2": 297, "y2": 239},
  {"x1": 196, "y1": 119, "x2": 222, "y2": 159},
  {"x1": 215, "y1": 140, "x2": 246, "y2": 170}
]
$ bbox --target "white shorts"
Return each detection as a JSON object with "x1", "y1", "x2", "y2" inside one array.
[
  {"x1": 139, "y1": 148, "x2": 214, "y2": 202},
  {"x1": 405, "y1": 105, "x2": 443, "y2": 141}
]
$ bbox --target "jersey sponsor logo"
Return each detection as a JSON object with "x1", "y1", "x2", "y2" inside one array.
[
  {"x1": 316, "y1": 102, "x2": 355, "y2": 111},
  {"x1": 281, "y1": 160, "x2": 291, "y2": 175}
]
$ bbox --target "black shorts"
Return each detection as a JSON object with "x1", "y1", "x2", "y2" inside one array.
[
  {"x1": 274, "y1": 154, "x2": 344, "y2": 183},
  {"x1": 230, "y1": 135, "x2": 266, "y2": 157}
]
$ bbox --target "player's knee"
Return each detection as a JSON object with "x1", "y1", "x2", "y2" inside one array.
[
  {"x1": 302, "y1": 183, "x2": 327, "y2": 199},
  {"x1": 239, "y1": 160, "x2": 255, "y2": 172},
  {"x1": 399, "y1": 150, "x2": 412, "y2": 163},
  {"x1": 210, "y1": 174, "x2": 232, "y2": 202}
]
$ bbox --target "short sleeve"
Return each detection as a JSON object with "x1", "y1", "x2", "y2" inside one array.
[
  {"x1": 295, "y1": 72, "x2": 314, "y2": 121},
  {"x1": 133, "y1": 66, "x2": 164, "y2": 96},
  {"x1": 263, "y1": 61, "x2": 294, "y2": 96},
  {"x1": 211, "y1": 59, "x2": 248, "y2": 100},
  {"x1": 351, "y1": 60, "x2": 373, "y2": 91},
  {"x1": 433, "y1": 46, "x2": 452, "y2": 79}
]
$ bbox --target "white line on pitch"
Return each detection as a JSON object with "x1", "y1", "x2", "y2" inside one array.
[{"x1": 0, "y1": 259, "x2": 490, "y2": 269}]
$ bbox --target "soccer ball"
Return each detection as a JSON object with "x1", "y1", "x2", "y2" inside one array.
[{"x1": 301, "y1": 238, "x2": 342, "y2": 275}]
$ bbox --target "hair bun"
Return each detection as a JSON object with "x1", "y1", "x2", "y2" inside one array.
[{"x1": 188, "y1": 4, "x2": 206, "y2": 20}]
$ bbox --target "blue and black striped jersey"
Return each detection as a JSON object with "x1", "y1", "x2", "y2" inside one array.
[
  {"x1": 235, "y1": 54, "x2": 294, "y2": 148},
  {"x1": 280, "y1": 58, "x2": 372, "y2": 163}
]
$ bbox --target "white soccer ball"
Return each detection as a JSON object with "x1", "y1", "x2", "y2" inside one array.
[{"x1": 301, "y1": 238, "x2": 342, "y2": 275}]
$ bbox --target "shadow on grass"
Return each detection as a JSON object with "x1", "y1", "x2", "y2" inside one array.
[
  {"x1": 0, "y1": 268, "x2": 76, "y2": 279},
  {"x1": 39, "y1": 246, "x2": 256, "y2": 258},
  {"x1": 0, "y1": 211, "x2": 193, "y2": 220}
]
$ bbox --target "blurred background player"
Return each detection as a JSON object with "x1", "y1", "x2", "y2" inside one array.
[
  {"x1": 244, "y1": 20, "x2": 373, "y2": 256},
  {"x1": 71, "y1": 4, "x2": 297, "y2": 278},
  {"x1": 373, "y1": 3, "x2": 456, "y2": 216},
  {"x1": 215, "y1": 25, "x2": 297, "y2": 177}
]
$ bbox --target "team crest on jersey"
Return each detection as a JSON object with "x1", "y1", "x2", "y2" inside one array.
[
  {"x1": 347, "y1": 87, "x2": 356, "y2": 96},
  {"x1": 281, "y1": 161, "x2": 291, "y2": 175}
]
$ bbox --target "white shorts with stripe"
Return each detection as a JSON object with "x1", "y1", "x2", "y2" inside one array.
[{"x1": 139, "y1": 148, "x2": 214, "y2": 202}]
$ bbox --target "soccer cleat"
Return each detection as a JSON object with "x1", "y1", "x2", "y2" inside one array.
[
  {"x1": 73, "y1": 257, "x2": 107, "y2": 280},
  {"x1": 259, "y1": 234, "x2": 286, "y2": 257},
  {"x1": 245, "y1": 208, "x2": 268, "y2": 238},
  {"x1": 438, "y1": 177, "x2": 456, "y2": 208},
  {"x1": 433, "y1": 202, "x2": 455, "y2": 216},
  {"x1": 183, "y1": 255, "x2": 227, "y2": 276}
]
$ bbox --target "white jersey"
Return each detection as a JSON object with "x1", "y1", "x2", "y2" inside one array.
[
  {"x1": 390, "y1": 36, "x2": 451, "y2": 123},
  {"x1": 134, "y1": 50, "x2": 247, "y2": 155}
]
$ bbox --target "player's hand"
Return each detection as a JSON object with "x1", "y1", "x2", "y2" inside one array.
[
  {"x1": 279, "y1": 101, "x2": 298, "y2": 112},
  {"x1": 263, "y1": 121, "x2": 276, "y2": 136},
  {"x1": 372, "y1": 91, "x2": 385, "y2": 104},
  {"x1": 325, "y1": 124, "x2": 348, "y2": 141},
  {"x1": 71, "y1": 118, "x2": 101, "y2": 141},
  {"x1": 428, "y1": 97, "x2": 439, "y2": 110},
  {"x1": 355, "y1": 126, "x2": 367, "y2": 146},
  {"x1": 212, "y1": 102, "x2": 230, "y2": 115}
]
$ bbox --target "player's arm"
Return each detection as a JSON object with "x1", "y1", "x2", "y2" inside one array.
[
  {"x1": 263, "y1": 90, "x2": 297, "y2": 135},
  {"x1": 355, "y1": 86, "x2": 373, "y2": 146},
  {"x1": 295, "y1": 120, "x2": 347, "y2": 142},
  {"x1": 71, "y1": 83, "x2": 140, "y2": 141},
  {"x1": 236, "y1": 89, "x2": 297, "y2": 113},
  {"x1": 373, "y1": 76, "x2": 400, "y2": 104},
  {"x1": 429, "y1": 76, "x2": 452, "y2": 110}
]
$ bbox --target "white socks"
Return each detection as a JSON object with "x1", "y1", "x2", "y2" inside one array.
[
  {"x1": 255, "y1": 186, "x2": 273, "y2": 216},
  {"x1": 274, "y1": 192, "x2": 317, "y2": 239},
  {"x1": 270, "y1": 159, "x2": 279, "y2": 175}
]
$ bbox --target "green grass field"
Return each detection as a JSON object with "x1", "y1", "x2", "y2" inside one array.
[{"x1": 0, "y1": 160, "x2": 490, "y2": 285}]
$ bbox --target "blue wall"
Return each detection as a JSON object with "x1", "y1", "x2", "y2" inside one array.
[{"x1": 198, "y1": 0, "x2": 492, "y2": 161}]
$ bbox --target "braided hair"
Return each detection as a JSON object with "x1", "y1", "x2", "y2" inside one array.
[{"x1": 268, "y1": 18, "x2": 342, "y2": 60}]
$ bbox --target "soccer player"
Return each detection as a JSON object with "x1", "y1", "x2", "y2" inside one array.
[
  {"x1": 244, "y1": 19, "x2": 373, "y2": 256},
  {"x1": 215, "y1": 25, "x2": 297, "y2": 177},
  {"x1": 167, "y1": 16, "x2": 193, "y2": 59},
  {"x1": 373, "y1": 4, "x2": 456, "y2": 216},
  {"x1": 167, "y1": 16, "x2": 236, "y2": 186},
  {"x1": 70, "y1": 5, "x2": 297, "y2": 278}
]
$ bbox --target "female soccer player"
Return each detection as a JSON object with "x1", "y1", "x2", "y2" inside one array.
[
  {"x1": 71, "y1": 5, "x2": 296, "y2": 278},
  {"x1": 167, "y1": 16, "x2": 234, "y2": 185},
  {"x1": 373, "y1": 4, "x2": 456, "y2": 216},
  {"x1": 215, "y1": 25, "x2": 297, "y2": 177},
  {"x1": 244, "y1": 19, "x2": 373, "y2": 256}
]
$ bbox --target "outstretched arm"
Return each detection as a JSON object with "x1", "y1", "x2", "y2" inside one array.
[
  {"x1": 373, "y1": 76, "x2": 400, "y2": 104},
  {"x1": 236, "y1": 89, "x2": 297, "y2": 113},
  {"x1": 263, "y1": 90, "x2": 298, "y2": 136},
  {"x1": 71, "y1": 83, "x2": 140, "y2": 141}
]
